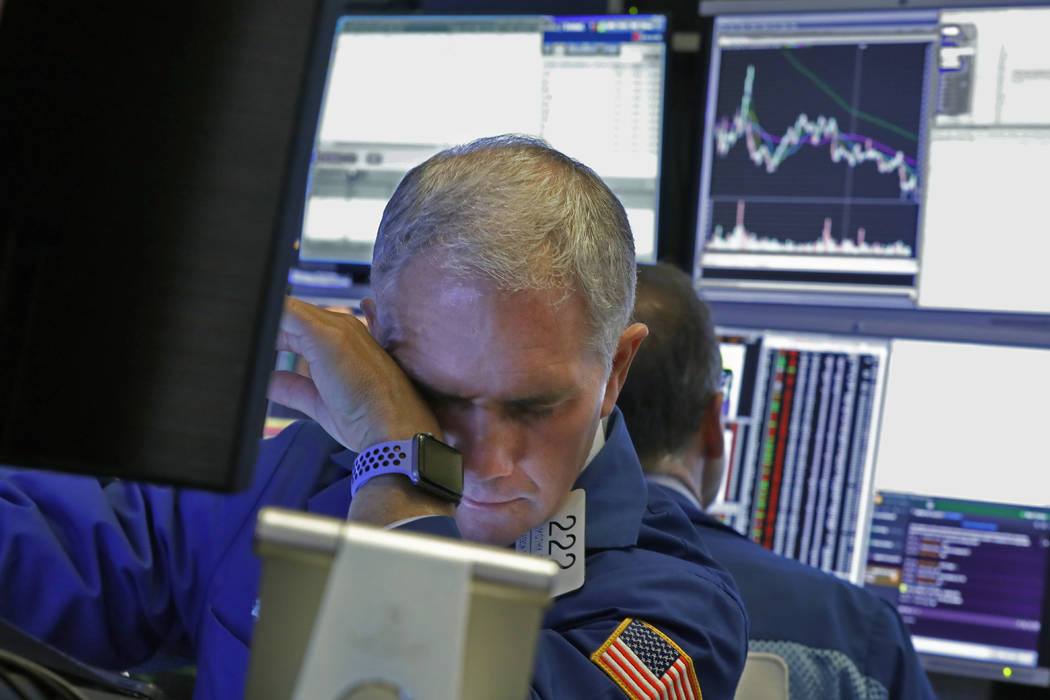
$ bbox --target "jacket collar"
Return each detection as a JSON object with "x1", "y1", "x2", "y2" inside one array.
[
  {"x1": 647, "y1": 474, "x2": 701, "y2": 509},
  {"x1": 572, "y1": 408, "x2": 647, "y2": 549},
  {"x1": 647, "y1": 477, "x2": 747, "y2": 540}
]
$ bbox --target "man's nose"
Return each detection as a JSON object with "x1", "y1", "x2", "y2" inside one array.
[{"x1": 452, "y1": 409, "x2": 520, "y2": 481}]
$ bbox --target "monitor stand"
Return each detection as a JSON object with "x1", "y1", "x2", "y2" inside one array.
[{"x1": 246, "y1": 507, "x2": 558, "y2": 700}]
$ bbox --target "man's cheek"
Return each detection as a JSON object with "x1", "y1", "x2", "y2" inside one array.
[{"x1": 431, "y1": 406, "x2": 467, "y2": 444}]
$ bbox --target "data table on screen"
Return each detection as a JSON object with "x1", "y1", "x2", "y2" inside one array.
[{"x1": 299, "y1": 14, "x2": 669, "y2": 268}]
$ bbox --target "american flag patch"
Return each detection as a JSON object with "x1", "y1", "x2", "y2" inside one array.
[{"x1": 590, "y1": 618, "x2": 702, "y2": 700}]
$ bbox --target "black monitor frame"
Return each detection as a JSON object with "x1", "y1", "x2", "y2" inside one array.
[{"x1": 0, "y1": 0, "x2": 364, "y2": 491}]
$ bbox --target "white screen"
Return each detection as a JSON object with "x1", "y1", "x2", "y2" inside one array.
[
  {"x1": 319, "y1": 32, "x2": 542, "y2": 146},
  {"x1": 917, "y1": 7, "x2": 1050, "y2": 314},
  {"x1": 300, "y1": 15, "x2": 667, "y2": 266},
  {"x1": 874, "y1": 339, "x2": 1050, "y2": 506}
]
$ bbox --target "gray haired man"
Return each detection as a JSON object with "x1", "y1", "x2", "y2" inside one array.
[{"x1": 0, "y1": 136, "x2": 748, "y2": 699}]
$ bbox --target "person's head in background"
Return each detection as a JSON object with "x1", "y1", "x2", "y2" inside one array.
[
  {"x1": 360, "y1": 134, "x2": 647, "y2": 544},
  {"x1": 617, "y1": 262, "x2": 725, "y2": 508}
]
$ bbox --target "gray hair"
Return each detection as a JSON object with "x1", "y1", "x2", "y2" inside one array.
[{"x1": 370, "y1": 134, "x2": 636, "y2": 363}]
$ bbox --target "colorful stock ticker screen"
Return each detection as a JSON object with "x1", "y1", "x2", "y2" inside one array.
[
  {"x1": 696, "y1": 6, "x2": 1050, "y2": 314},
  {"x1": 713, "y1": 328, "x2": 1050, "y2": 685}
]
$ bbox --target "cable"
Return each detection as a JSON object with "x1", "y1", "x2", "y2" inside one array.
[{"x1": 0, "y1": 648, "x2": 92, "y2": 700}]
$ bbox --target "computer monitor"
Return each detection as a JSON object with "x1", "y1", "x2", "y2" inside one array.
[
  {"x1": 713, "y1": 329, "x2": 889, "y2": 584},
  {"x1": 694, "y1": 1, "x2": 1050, "y2": 314},
  {"x1": 297, "y1": 12, "x2": 669, "y2": 272},
  {"x1": 712, "y1": 324, "x2": 1050, "y2": 685},
  {"x1": 0, "y1": 0, "x2": 330, "y2": 490},
  {"x1": 246, "y1": 507, "x2": 558, "y2": 700},
  {"x1": 865, "y1": 492, "x2": 1050, "y2": 686}
]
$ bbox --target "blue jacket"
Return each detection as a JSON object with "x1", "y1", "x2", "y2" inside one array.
[
  {"x1": 649, "y1": 480, "x2": 936, "y2": 699},
  {"x1": 0, "y1": 410, "x2": 748, "y2": 699}
]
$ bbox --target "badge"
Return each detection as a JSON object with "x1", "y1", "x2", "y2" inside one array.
[
  {"x1": 591, "y1": 618, "x2": 703, "y2": 700},
  {"x1": 516, "y1": 488, "x2": 585, "y2": 597}
]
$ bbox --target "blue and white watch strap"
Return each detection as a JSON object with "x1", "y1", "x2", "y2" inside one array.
[{"x1": 351, "y1": 438, "x2": 418, "y2": 497}]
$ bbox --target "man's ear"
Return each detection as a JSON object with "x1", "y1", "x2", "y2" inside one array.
[
  {"x1": 600, "y1": 322, "x2": 649, "y2": 418},
  {"x1": 359, "y1": 298, "x2": 382, "y2": 342},
  {"x1": 697, "y1": 391, "x2": 727, "y2": 508},
  {"x1": 700, "y1": 392, "x2": 725, "y2": 460}
]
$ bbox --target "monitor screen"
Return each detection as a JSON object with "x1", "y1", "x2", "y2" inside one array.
[
  {"x1": 695, "y1": 4, "x2": 1050, "y2": 314},
  {"x1": 299, "y1": 13, "x2": 668, "y2": 269},
  {"x1": 865, "y1": 491, "x2": 1050, "y2": 686},
  {"x1": 713, "y1": 326, "x2": 1050, "y2": 684},
  {"x1": 0, "y1": 1, "x2": 326, "y2": 490},
  {"x1": 713, "y1": 329, "x2": 889, "y2": 584}
]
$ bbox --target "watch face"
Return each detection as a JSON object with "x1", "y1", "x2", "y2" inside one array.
[{"x1": 417, "y1": 434, "x2": 463, "y2": 500}]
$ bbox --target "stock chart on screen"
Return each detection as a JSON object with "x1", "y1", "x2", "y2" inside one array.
[
  {"x1": 708, "y1": 44, "x2": 924, "y2": 256},
  {"x1": 696, "y1": 6, "x2": 1050, "y2": 314},
  {"x1": 697, "y1": 12, "x2": 935, "y2": 303}
]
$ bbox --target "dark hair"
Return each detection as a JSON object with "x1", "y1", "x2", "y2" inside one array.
[{"x1": 618, "y1": 263, "x2": 722, "y2": 461}]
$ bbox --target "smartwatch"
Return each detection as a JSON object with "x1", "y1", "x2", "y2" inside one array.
[{"x1": 351, "y1": 433, "x2": 463, "y2": 504}]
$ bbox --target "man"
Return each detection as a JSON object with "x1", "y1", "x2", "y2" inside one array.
[
  {"x1": 0, "y1": 137, "x2": 747, "y2": 698},
  {"x1": 618, "y1": 262, "x2": 936, "y2": 699}
]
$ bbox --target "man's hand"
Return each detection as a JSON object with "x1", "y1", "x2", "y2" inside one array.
[
  {"x1": 268, "y1": 298, "x2": 454, "y2": 524},
  {"x1": 269, "y1": 297, "x2": 441, "y2": 450}
]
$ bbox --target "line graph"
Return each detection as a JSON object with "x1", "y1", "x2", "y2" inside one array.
[
  {"x1": 703, "y1": 42, "x2": 929, "y2": 262},
  {"x1": 778, "y1": 49, "x2": 917, "y2": 143},
  {"x1": 714, "y1": 64, "x2": 920, "y2": 196}
]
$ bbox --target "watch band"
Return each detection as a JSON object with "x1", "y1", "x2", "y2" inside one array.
[{"x1": 351, "y1": 438, "x2": 417, "y2": 497}]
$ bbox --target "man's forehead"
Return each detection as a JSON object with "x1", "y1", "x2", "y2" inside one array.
[
  {"x1": 374, "y1": 266, "x2": 603, "y2": 396},
  {"x1": 383, "y1": 289, "x2": 585, "y2": 362},
  {"x1": 391, "y1": 329, "x2": 589, "y2": 406},
  {"x1": 381, "y1": 259, "x2": 575, "y2": 333}
]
